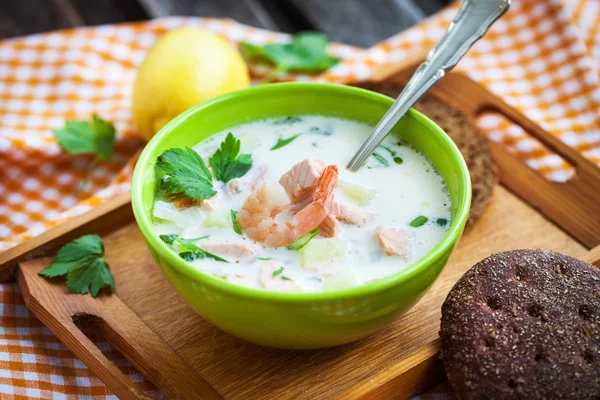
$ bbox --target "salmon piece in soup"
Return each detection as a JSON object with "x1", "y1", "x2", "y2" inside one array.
[
  {"x1": 279, "y1": 159, "x2": 325, "y2": 204},
  {"x1": 332, "y1": 201, "x2": 376, "y2": 226},
  {"x1": 375, "y1": 226, "x2": 413, "y2": 259},
  {"x1": 201, "y1": 240, "x2": 259, "y2": 260},
  {"x1": 259, "y1": 261, "x2": 303, "y2": 292}
]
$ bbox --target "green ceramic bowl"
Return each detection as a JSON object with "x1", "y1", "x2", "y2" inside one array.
[{"x1": 132, "y1": 82, "x2": 471, "y2": 349}]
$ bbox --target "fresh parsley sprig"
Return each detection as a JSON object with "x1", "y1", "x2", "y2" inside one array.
[
  {"x1": 52, "y1": 115, "x2": 116, "y2": 162},
  {"x1": 157, "y1": 147, "x2": 217, "y2": 200},
  {"x1": 38, "y1": 235, "x2": 115, "y2": 298},
  {"x1": 240, "y1": 32, "x2": 339, "y2": 80},
  {"x1": 209, "y1": 133, "x2": 252, "y2": 183}
]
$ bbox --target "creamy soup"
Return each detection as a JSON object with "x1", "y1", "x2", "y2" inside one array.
[{"x1": 152, "y1": 116, "x2": 451, "y2": 292}]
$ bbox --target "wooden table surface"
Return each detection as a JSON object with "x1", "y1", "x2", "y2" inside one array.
[{"x1": 0, "y1": 0, "x2": 452, "y2": 47}]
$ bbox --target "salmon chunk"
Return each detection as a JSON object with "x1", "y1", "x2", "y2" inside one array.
[
  {"x1": 332, "y1": 201, "x2": 376, "y2": 226},
  {"x1": 279, "y1": 159, "x2": 325, "y2": 204},
  {"x1": 375, "y1": 226, "x2": 413, "y2": 259},
  {"x1": 227, "y1": 164, "x2": 268, "y2": 195},
  {"x1": 201, "y1": 240, "x2": 258, "y2": 260},
  {"x1": 259, "y1": 261, "x2": 303, "y2": 292},
  {"x1": 319, "y1": 214, "x2": 341, "y2": 238}
]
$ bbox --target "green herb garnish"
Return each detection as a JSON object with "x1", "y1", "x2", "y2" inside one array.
[
  {"x1": 240, "y1": 32, "x2": 339, "y2": 79},
  {"x1": 273, "y1": 116, "x2": 302, "y2": 125},
  {"x1": 175, "y1": 237, "x2": 228, "y2": 263},
  {"x1": 52, "y1": 114, "x2": 116, "y2": 162},
  {"x1": 271, "y1": 134, "x2": 300, "y2": 150},
  {"x1": 393, "y1": 156, "x2": 404, "y2": 164},
  {"x1": 281, "y1": 276, "x2": 292, "y2": 281},
  {"x1": 435, "y1": 218, "x2": 448, "y2": 226},
  {"x1": 380, "y1": 145, "x2": 396, "y2": 156},
  {"x1": 38, "y1": 234, "x2": 115, "y2": 298},
  {"x1": 157, "y1": 147, "x2": 216, "y2": 200},
  {"x1": 309, "y1": 126, "x2": 332, "y2": 136},
  {"x1": 372, "y1": 153, "x2": 389, "y2": 167},
  {"x1": 231, "y1": 210, "x2": 242, "y2": 235},
  {"x1": 159, "y1": 234, "x2": 178, "y2": 245},
  {"x1": 410, "y1": 216, "x2": 429, "y2": 228},
  {"x1": 258, "y1": 257, "x2": 273, "y2": 261},
  {"x1": 287, "y1": 227, "x2": 320, "y2": 250},
  {"x1": 272, "y1": 267, "x2": 284, "y2": 277},
  {"x1": 209, "y1": 133, "x2": 252, "y2": 183}
]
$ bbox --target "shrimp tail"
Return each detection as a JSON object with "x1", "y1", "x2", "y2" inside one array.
[{"x1": 313, "y1": 165, "x2": 338, "y2": 207}]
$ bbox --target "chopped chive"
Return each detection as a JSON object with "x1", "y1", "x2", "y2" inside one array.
[
  {"x1": 287, "y1": 227, "x2": 320, "y2": 250},
  {"x1": 272, "y1": 267, "x2": 284, "y2": 277},
  {"x1": 258, "y1": 257, "x2": 273, "y2": 261},
  {"x1": 393, "y1": 156, "x2": 403, "y2": 164},
  {"x1": 308, "y1": 126, "x2": 332, "y2": 136},
  {"x1": 159, "y1": 234, "x2": 178, "y2": 245},
  {"x1": 231, "y1": 210, "x2": 242, "y2": 235},
  {"x1": 273, "y1": 116, "x2": 302, "y2": 125},
  {"x1": 372, "y1": 152, "x2": 389, "y2": 167},
  {"x1": 410, "y1": 216, "x2": 428, "y2": 228},
  {"x1": 281, "y1": 276, "x2": 292, "y2": 281},
  {"x1": 271, "y1": 134, "x2": 300, "y2": 150},
  {"x1": 435, "y1": 218, "x2": 448, "y2": 226},
  {"x1": 379, "y1": 145, "x2": 396, "y2": 156},
  {"x1": 175, "y1": 237, "x2": 228, "y2": 262}
]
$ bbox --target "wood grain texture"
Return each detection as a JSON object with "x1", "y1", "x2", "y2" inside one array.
[
  {"x1": 138, "y1": 0, "x2": 290, "y2": 32},
  {"x1": 287, "y1": 0, "x2": 426, "y2": 47},
  {"x1": 18, "y1": 258, "x2": 222, "y2": 400},
  {"x1": 17, "y1": 184, "x2": 587, "y2": 399},
  {"x1": 0, "y1": 193, "x2": 132, "y2": 274},
  {"x1": 0, "y1": 0, "x2": 82, "y2": 39}
]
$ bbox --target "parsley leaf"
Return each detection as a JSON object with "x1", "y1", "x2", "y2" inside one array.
[
  {"x1": 240, "y1": 32, "x2": 339, "y2": 76},
  {"x1": 287, "y1": 227, "x2": 320, "y2": 250},
  {"x1": 231, "y1": 210, "x2": 242, "y2": 235},
  {"x1": 271, "y1": 134, "x2": 300, "y2": 150},
  {"x1": 52, "y1": 115, "x2": 116, "y2": 161},
  {"x1": 157, "y1": 147, "x2": 217, "y2": 200},
  {"x1": 175, "y1": 237, "x2": 229, "y2": 263},
  {"x1": 209, "y1": 133, "x2": 252, "y2": 183},
  {"x1": 38, "y1": 234, "x2": 115, "y2": 297},
  {"x1": 159, "y1": 234, "x2": 178, "y2": 245}
]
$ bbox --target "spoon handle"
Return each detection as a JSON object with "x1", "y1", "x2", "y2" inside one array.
[{"x1": 347, "y1": 0, "x2": 511, "y2": 171}]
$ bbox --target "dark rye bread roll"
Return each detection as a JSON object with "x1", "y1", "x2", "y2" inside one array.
[
  {"x1": 352, "y1": 80, "x2": 495, "y2": 226},
  {"x1": 440, "y1": 249, "x2": 600, "y2": 400}
]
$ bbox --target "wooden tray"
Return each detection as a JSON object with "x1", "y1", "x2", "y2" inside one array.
[{"x1": 4, "y1": 63, "x2": 600, "y2": 399}]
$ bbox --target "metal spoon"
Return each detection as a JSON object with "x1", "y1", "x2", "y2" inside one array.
[{"x1": 347, "y1": 0, "x2": 511, "y2": 171}]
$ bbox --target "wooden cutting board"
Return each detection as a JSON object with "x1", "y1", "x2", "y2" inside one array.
[{"x1": 5, "y1": 63, "x2": 600, "y2": 399}]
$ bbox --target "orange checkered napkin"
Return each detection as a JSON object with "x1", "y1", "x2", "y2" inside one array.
[{"x1": 1, "y1": 0, "x2": 600, "y2": 398}]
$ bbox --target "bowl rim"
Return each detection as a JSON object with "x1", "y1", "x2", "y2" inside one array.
[{"x1": 132, "y1": 82, "x2": 471, "y2": 302}]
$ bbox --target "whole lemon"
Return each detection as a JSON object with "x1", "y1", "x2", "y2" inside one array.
[{"x1": 132, "y1": 28, "x2": 250, "y2": 140}]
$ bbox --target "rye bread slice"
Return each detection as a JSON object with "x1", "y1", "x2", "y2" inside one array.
[
  {"x1": 352, "y1": 80, "x2": 495, "y2": 226},
  {"x1": 440, "y1": 249, "x2": 600, "y2": 400}
]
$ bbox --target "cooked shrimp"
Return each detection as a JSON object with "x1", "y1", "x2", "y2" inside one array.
[
  {"x1": 279, "y1": 159, "x2": 325, "y2": 204},
  {"x1": 237, "y1": 165, "x2": 338, "y2": 247}
]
